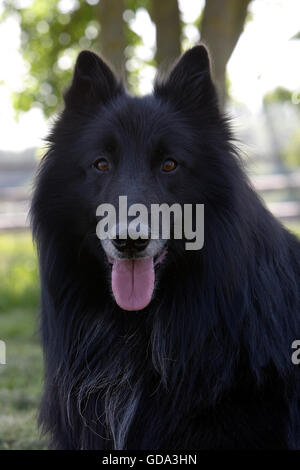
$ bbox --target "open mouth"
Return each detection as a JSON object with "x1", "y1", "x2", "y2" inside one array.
[{"x1": 106, "y1": 246, "x2": 167, "y2": 311}]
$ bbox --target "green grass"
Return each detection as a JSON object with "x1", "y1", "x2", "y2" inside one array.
[
  {"x1": 0, "y1": 231, "x2": 45, "y2": 450},
  {"x1": 0, "y1": 232, "x2": 39, "y2": 313},
  {"x1": 0, "y1": 224, "x2": 299, "y2": 449}
]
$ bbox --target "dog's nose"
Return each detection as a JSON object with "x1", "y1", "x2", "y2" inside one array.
[{"x1": 112, "y1": 236, "x2": 150, "y2": 253}]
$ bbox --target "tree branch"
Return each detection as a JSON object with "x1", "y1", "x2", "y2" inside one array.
[
  {"x1": 201, "y1": 0, "x2": 252, "y2": 106},
  {"x1": 150, "y1": 0, "x2": 181, "y2": 70},
  {"x1": 99, "y1": 0, "x2": 126, "y2": 79}
]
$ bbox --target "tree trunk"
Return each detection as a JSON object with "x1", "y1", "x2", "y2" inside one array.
[
  {"x1": 98, "y1": 0, "x2": 125, "y2": 79},
  {"x1": 201, "y1": 0, "x2": 252, "y2": 107},
  {"x1": 150, "y1": 0, "x2": 181, "y2": 71}
]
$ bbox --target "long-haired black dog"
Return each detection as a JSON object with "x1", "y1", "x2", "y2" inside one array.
[{"x1": 31, "y1": 45, "x2": 300, "y2": 449}]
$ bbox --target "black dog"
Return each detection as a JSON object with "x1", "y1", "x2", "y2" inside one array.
[{"x1": 31, "y1": 45, "x2": 300, "y2": 449}]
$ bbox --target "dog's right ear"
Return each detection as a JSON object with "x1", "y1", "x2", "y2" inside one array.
[{"x1": 64, "y1": 50, "x2": 123, "y2": 111}]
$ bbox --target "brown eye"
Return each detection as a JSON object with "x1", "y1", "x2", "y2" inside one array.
[
  {"x1": 162, "y1": 159, "x2": 177, "y2": 172},
  {"x1": 94, "y1": 158, "x2": 109, "y2": 171}
]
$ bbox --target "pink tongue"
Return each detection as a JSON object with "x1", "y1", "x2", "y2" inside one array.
[{"x1": 112, "y1": 257, "x2": 155, "y2": 311}]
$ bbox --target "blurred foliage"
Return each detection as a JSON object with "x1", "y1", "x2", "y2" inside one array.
[
  {"x1": 263, "y1": 86, "x2": 293, "y2": 105},
  {"x1": 2, "y1": 0, "x2": 151, "y2": 116},
  {"x1": 3, "y1": 0, "x2": 102, "y2": 116},
  {"x1": 283, "y1": 128, "x2": 300, "y2": 167},
  {"x1": 1, "y1": 0, "x2": 254, "y2": 115},
  {"x1": 0, "y1": 0, "x2": 210, "y2": 116}
]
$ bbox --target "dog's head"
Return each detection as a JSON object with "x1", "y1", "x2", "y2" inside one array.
[{"x1": 34, "y1": 46, "x2": 233, "y2": 311}]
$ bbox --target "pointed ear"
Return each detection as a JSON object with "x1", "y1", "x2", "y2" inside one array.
[
  {"x1": 154, "y1": 45, "x2": 218, "y2": 113},
  {"x1": 64, "y1": 50, "x2": 123, "y2": 110}
]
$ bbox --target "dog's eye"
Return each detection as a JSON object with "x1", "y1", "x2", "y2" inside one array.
[
  {"x1": 162, "y1": 159, "x2": 177, "y2": 172},
  {"x1": 94, "y1": 158, "x2": 110, "y2": 172}
]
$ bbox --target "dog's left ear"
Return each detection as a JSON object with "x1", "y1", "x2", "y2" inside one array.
[
  {"x1": 64, "y1": 50, "x2": 123, "y2": 111},
  {"x1": 154, "y1": 45, "x2": 218, "y2": 113}
]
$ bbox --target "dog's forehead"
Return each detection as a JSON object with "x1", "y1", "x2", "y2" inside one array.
[{"x1": 104, "y1": 95, "x2": 175, "y2": 139}]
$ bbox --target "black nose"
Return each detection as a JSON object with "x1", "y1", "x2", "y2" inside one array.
[{"x1": 112, "y1": 236, "x2": 150, "y2": 253}]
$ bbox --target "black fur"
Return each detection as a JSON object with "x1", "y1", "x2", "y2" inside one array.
[{"x1": 31, "y1": 46, "x2": 300, "y2": 449}]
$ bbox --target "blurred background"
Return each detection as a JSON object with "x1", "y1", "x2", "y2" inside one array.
[{"x1": 0, "y1": 0, "x2": 299, "y2": 450}]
